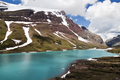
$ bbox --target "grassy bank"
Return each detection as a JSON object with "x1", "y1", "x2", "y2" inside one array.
[
  {"x1": 107, "y1": 47, "x2": 120, "y2": 54},
  {"x1": 50, "y1": 57, "x2": 120, "y2": 80}
]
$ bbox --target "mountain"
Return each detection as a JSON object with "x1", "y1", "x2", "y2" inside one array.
[
  {"x1": 0, "y1": 2, "x2": 106, "y2": 53},
  {"x1": 0, "y1": 1, "x2": 8, "y2": 11},
  {"x1": 106, "y1": 35, "x2": 120, "y2": 47}
]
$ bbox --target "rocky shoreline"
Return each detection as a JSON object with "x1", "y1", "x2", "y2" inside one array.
[{"x1": 50, "y1": 56, "x2": 120, "y2": 80}]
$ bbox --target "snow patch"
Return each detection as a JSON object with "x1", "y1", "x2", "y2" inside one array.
[
  {"x1": 12, "y1": 39, "x2": 21, "y2": 44},
  {"x1": 31, "y1": 23, "x2": 42, "y2": 36},
  {"x1": 6, "y1": 46, "x2": 19, "y2": 50},
  {"x1": 13, "y1": 21, "x2": 33, "y2": 24},
  {"x1": 59, "y1": 32, "x2": 68, "y2": 39},
  {"x1": 61, "y1": 71, "x2": 70, "y2": 78},
  {"x1": 34, "y1": 29, "x2": 42, "y2": 36},
  {"x1": 19, "y1": 27, "x2": 32, "y2": 47},
  {"x1": 107, "y1": 48, "x2": 113, "y2": 50},
  {"x1": 55, "y1": 42, "x2": 60, "y2": 45},
  {"x1": 47, "y1": 19, "x2": 51, "y2": 23},
  {"x1": 51, "y1": 11, "x2": 91, "y2": 43},
  {"x1": 53, "y1": 31, "x2": 64, "y2": 39},
  {"x1": 44, "y1": 11, "x2": 48, "y2": 15},
  {"x1": 31, "y1": 24, "x2": 37, "y2": 27},
  {"x1": 5, "y1": 27, "x2": 32, "y2": 51},
  {"x1": 52, "y1": 11, "x2": 68, "y2": 27},
  {"x1": 53, "y1": 31, "x2": 76, "y2": 46},
  {"x1": 87, "y1": 58, "x2": 97, "y2": 61},
  {"x1": 63, "y1": 49, "x2": 67, "y2": 51},
  {"x1": 69, "y1": 28, "x2": 91, "y2": 43},
  {"x1": 0, "y1": 21, "x2": 13, "y2": 44},
  {"x1": 114, "y1": 55, "x2": 119, "y2": 57},
  {"x1": 78, "y1": 36, "x2": 91, "y2": 43}
]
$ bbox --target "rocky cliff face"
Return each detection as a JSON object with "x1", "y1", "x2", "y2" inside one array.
[
  {"x1": 0, "y1": 9, "x2": 106, "y2": 53},
  {"x1": 80, "y1": 26, "x2": 104, "y2": 44},
  {"x1": 106, "y1": 35, "x2": 120, "y2": 47}
]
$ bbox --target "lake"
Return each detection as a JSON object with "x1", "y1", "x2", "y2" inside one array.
[{"x1": 0, "y1": 49, "x2": 118, "y2": 80}]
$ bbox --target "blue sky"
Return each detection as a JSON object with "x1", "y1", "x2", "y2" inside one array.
[
  {"x1": 1, "y1": 0, "x2": 120, "y2": 28},
  {"x1": 1, "y1": 0, "x2": 21, "y2": 4}
]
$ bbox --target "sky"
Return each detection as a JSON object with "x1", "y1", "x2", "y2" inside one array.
[{"x1": 1, "y1": 0, "x2": 120, "y2": 41}]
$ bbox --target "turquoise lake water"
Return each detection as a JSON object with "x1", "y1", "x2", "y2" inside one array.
[{"x1": 0, "y1": 49, "x2": 118, "y2": 80}]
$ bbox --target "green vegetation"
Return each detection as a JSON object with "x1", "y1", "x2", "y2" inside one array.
[
  {"x1": 9, "y1": 23, "x2": 27, "y2": 44},
  {"x1": 51, "y1": 57, "x2": 120, "y2": 80},
  {"x1": 0, "y1": 19, "x2": 7, "y2": 41},
  {"x1": 107, "y1": 47, "x2": 120, "y2": 53},
  {"x1": 0, "y1": 39, "x2": 15, "y2": 50},
  {"x1": 0, "y1": 23, "x2": 27, "y2": 50},
  {"x1": 0, "y1": 22, "x2": 107, "y2": 54},
  {"x1": 0, "y1": 25, "x2": 74, "y2": 53}
]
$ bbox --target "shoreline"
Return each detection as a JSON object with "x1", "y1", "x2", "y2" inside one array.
[
  {"x1": 0, "y1": 48, "x2": 119, "y2": 80},
  {"x1": 0, "y1": 47, "x2": 110, "y2": 54},
  {"x1": 56, "y1": 58, "x2": 99, "y2": 79},
  {"x1": 0, "y1": 49, "x2": 73, "y2": 54},
  {"x1": 50, "y1": 58, "x2": 99, "y2": 79},
  {"x1": 50, "y1": 48, "x2": 119, "y2": 79},
  {"x1": 50, "y1": 59, "x2": 78, "y2": 78},
  {"x1": 50, "y1": 55, "x2": 120, "y2": 80}
]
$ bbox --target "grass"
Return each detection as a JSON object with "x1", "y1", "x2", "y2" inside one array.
[
  {"x1": 9, "y1": 23, "x2": 27, "y2": 42},
  {"x1": 1, "y1": 25, "x2": 73, "y2": 53},
  {"x1": 0, "y1": 22, "x2": 107, "y2": 53},
  {"x1": 0, "y1": 23, "x2": 27, "y2": 50},
  {"x1": 0, "y1": 20, "x2": 7, "y2": 41},
  {"x1": 107, "y1": 47, "x2": 120, "y2": 53},
  {"x1": 0, "y1": 39, "x2": 16, "y2": 50}
]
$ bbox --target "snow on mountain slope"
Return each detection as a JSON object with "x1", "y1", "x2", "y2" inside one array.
[
  {"x1": 53, "y1": 31, "x2": 64, "y2": 39},
  {"x1": 51, "y1": 11, "x2": 91, "y2": 43},
  {"x1": 5, "y1": 27, "x2": 32, "y2": 51},
  {"x1": 0, "y1": 20, "x2": 33, "y2": 51},
  {"x1": 51, "y1": 11, "x2": 69, "y2": 27},
  {"x1": 53, "y1": 31, "x2": 76, "y2": 46},
  {"x1": 34, "y1": 29, "x2": 42, "y2": 36},
  {"x1": 19, "y1": 27, "x2": 32, "y2": 47},
  {"x1": 1, "y1": 1, "x2": 98, "y2": 44},
  {"x1": 2, "y1": 1, "x2": 93, "y2": 43},
  {"x1": 0, "y1": 1, "x2": 106, "y2": 53},
  {"x1": 12, "y1": 39, "x2": 21, "y2": 44},
  {"x1": 58, "y1": 32, "x2": 76, "y2": 47},
  {"x1": 0, "y1": 21, "x2": 13, "y2": 44}
]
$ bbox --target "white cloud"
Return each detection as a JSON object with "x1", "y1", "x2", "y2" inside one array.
[
  {"x1": 86, "y1": 0, "x2": 120, "y2": 41},
  {"x1": 74, "y1": 19, "x2": 78, "y2": 22},
  {"x1": 70, "y1": 17, "x2": 72, "y2": 20},
  {"x1": 21, "y1": 0, "x2": 28, "y2": 5},
  {"x1": 20, "y1": 0, "x2": 97, "y2": 16}
]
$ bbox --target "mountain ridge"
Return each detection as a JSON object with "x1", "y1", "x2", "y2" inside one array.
[
  {"x1": 0, "y1": 2, "x2": 106, "y2": 53},
  {"x1": 106, "y1": 35, "x2": 120, "y2": 47}
]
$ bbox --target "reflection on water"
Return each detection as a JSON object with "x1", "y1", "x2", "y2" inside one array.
[
  {"x1": 0, "y1": 50, "x2": 118, "y2": 80},
  {"x1": 21, "y1": 54, "x2": 31, "y2": 72}
]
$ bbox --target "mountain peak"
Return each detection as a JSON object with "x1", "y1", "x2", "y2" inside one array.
[
  {"x1": 0, "y1": 6, "x2": 106, "y2": 53},
  {"x1": 81, "y1": 26, "x2": 88, "y2": 30},
  {"x1": 0, "y1": 1, "x2": 8, "y2": 11}
]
